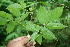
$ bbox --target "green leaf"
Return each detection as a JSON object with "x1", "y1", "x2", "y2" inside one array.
[
  {"x1": 21, "y1": 13, "x2": 28, "y2": 20},
  {"x1": 25, "y1": 21, "x2": 42, "y2": 32},
  {"x1": 49, "y1": 7, "x2": 63, "y2": 21},
  {"x1": 6, "y1": 13, "x2": 13, "y2": 20},
  {"x1": 0, "y1": 11, "x2": 13, "y2": 20},
  {"x1": 15, "y1": 13, "x2": 28, "y2": 23},
  {"x1": 25, "y1": 21, "x2": 36, "y2": 32},
  {"x1": 46, "y1": 23, "x2": 67, "y2": 29},
  {"x1": 0, "y1": 21, "x2": 7, "y2": 25},
  {"x1": 8, "y1": 3, "x2": 22, "y2": 9},
  {"x1": 6, "y1": 21, "x2": 17, "y2": 33},
  {"x1": 35, "y1": 25, "x2": 42, "y2": 31},
  {"x1": 41, "y1": 27, "x2": 57, "y2": 40},
  {"x1": 35, "y1": 6, "x2": 63, "y2": 24},
  {"x1": 36, "y1": 34, "x2": 42, "y2": 45},
  {"x1": 16, "y1": 25, "x2": 22, "y2": 33},
  {"x1": 16, "y1": 25, "x2": 23, "y2": 36},
  {"x1": 0, "y1": 17, "x2": 7, "y2": 25},
  {"x1": 7, "y1": 3, "x2": 21, "y2": 17},
  {"x1": 14, "y1": 33, "x2": 19, "y2": 37},
  {"x1": 5, "y1": 32, "x2": 16, "y2": 41},
  {"x1": 19, "y1": 0, "x2": 26, "y2": 9},
  {"x1": 20, "y1": 21, "x2": 26, "y2": 28},
  {"x1": 39, "y1": 2, "x2": 48, "y2": 6},
  {"x1": 35, "y1": 6, "x2": 48, "y2": 24},
  {"x1": 0, "y1": 11, "x2": 13, "y2": 25},
  {"x1": 58, "y1": 0, "x2": 68, "y2": 3},
  {"x1": 31, "y1": 32, "x2": 39, "y2": 42}
]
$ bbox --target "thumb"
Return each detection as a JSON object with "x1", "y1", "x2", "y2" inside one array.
[{"x1": 20, "y1": 35, "x2": 30, "y2": 45}]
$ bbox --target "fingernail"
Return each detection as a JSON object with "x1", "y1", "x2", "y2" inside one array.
[{"x1": 27, "y1": 35, "x2": 30, "y2": 38}]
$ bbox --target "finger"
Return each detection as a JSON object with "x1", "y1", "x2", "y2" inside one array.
[
  {"x1": 31, "y1": 41, "x2": 36, "y2": 45},
  {"x1": 20, "y1": 36, "x2": 30, "y2": 45},
  {"x1": 13, "y1": 35, "x2": 30, "y2": 42},
  {"x1": 27, "y1": 35, "x2": 30, "y2": 38},
  {"x1": 12, "y1": 36, "x2": 26, "y2": 42},
  {"x1": 26, "y1": 41, "x2": 36, "y2": 47},
  {"x1": 19, "y1": 35, "x2": 30, "y2": 45},
  {"x1": 9, "y1": 35, "x2": 30, "y2": 43},
  {"x1": 29, "y1": 41, "x2": 36, "y2": 46},
  {"x1": 7, "y1": 37, "x2": 29, "y2": 47}
]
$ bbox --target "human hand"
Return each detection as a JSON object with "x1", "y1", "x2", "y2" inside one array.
[{"x1": 7, "y1": 35, "x2": 36, "y2": 47}]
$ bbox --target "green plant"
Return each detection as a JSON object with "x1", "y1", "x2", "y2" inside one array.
[
  {"x1": 0, "y1": 0, "x2": 13, "y2": 7},
  {"x1": 0, "y1": 0, "x2": 70, "y2": 47}
]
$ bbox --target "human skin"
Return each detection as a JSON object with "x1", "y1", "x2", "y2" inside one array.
[{"x1": 7, "y1": 35, "x2": 36, "y2": 47}]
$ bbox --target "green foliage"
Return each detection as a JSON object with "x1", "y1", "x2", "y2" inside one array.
[
  {"x1": 35, "y1": 6, "x2": 64, "y2": 24},
  {"x1": 36, "y1": 34, "x2": 42, "y2": 45},
  {"x1": 5, "y1": 32, "x2": 18, "y2": 41},
  {"x1": 0, "y1": 0, "x2": 13, "y2": 7},
  {"x1": 6, "y1": 21, "x2": 17, "y2": 33},
  {"x1": 0, "y1": 0, "x2": 70, "y2": 47},
  {"x1": 35, "y1": 6, "x2": 48, "y2": 24},
  {"x1": 7, "y1": 3, "x2": 22, "y2": 17},
  {"x1": 41, "y1": 27, "x2": 57, "y2": 40},
  {"x1": 0, "y1": 11, "x2": 13, "y2": 25},
  {"x1": 31, "y1": 32, "x2": 39, "y2": 42},
  {"x1": 46, "y1": 23, "x2": 67, "y2": 29},
  {"x1": 0, "y1": 17, "x2": 7, "y2": 25},
  {"x1": 19, "y1": 0, "x2": 26, "y2": 9},
  {"x1": 0, "y1": 11, "x2": 13, "y2": 20},
  {"x1": 0, "y1": 45, "x2": 6, "y2": 47},
  {"x1": 25, "y1": 21, "x2": 42, "y2": 32}
]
